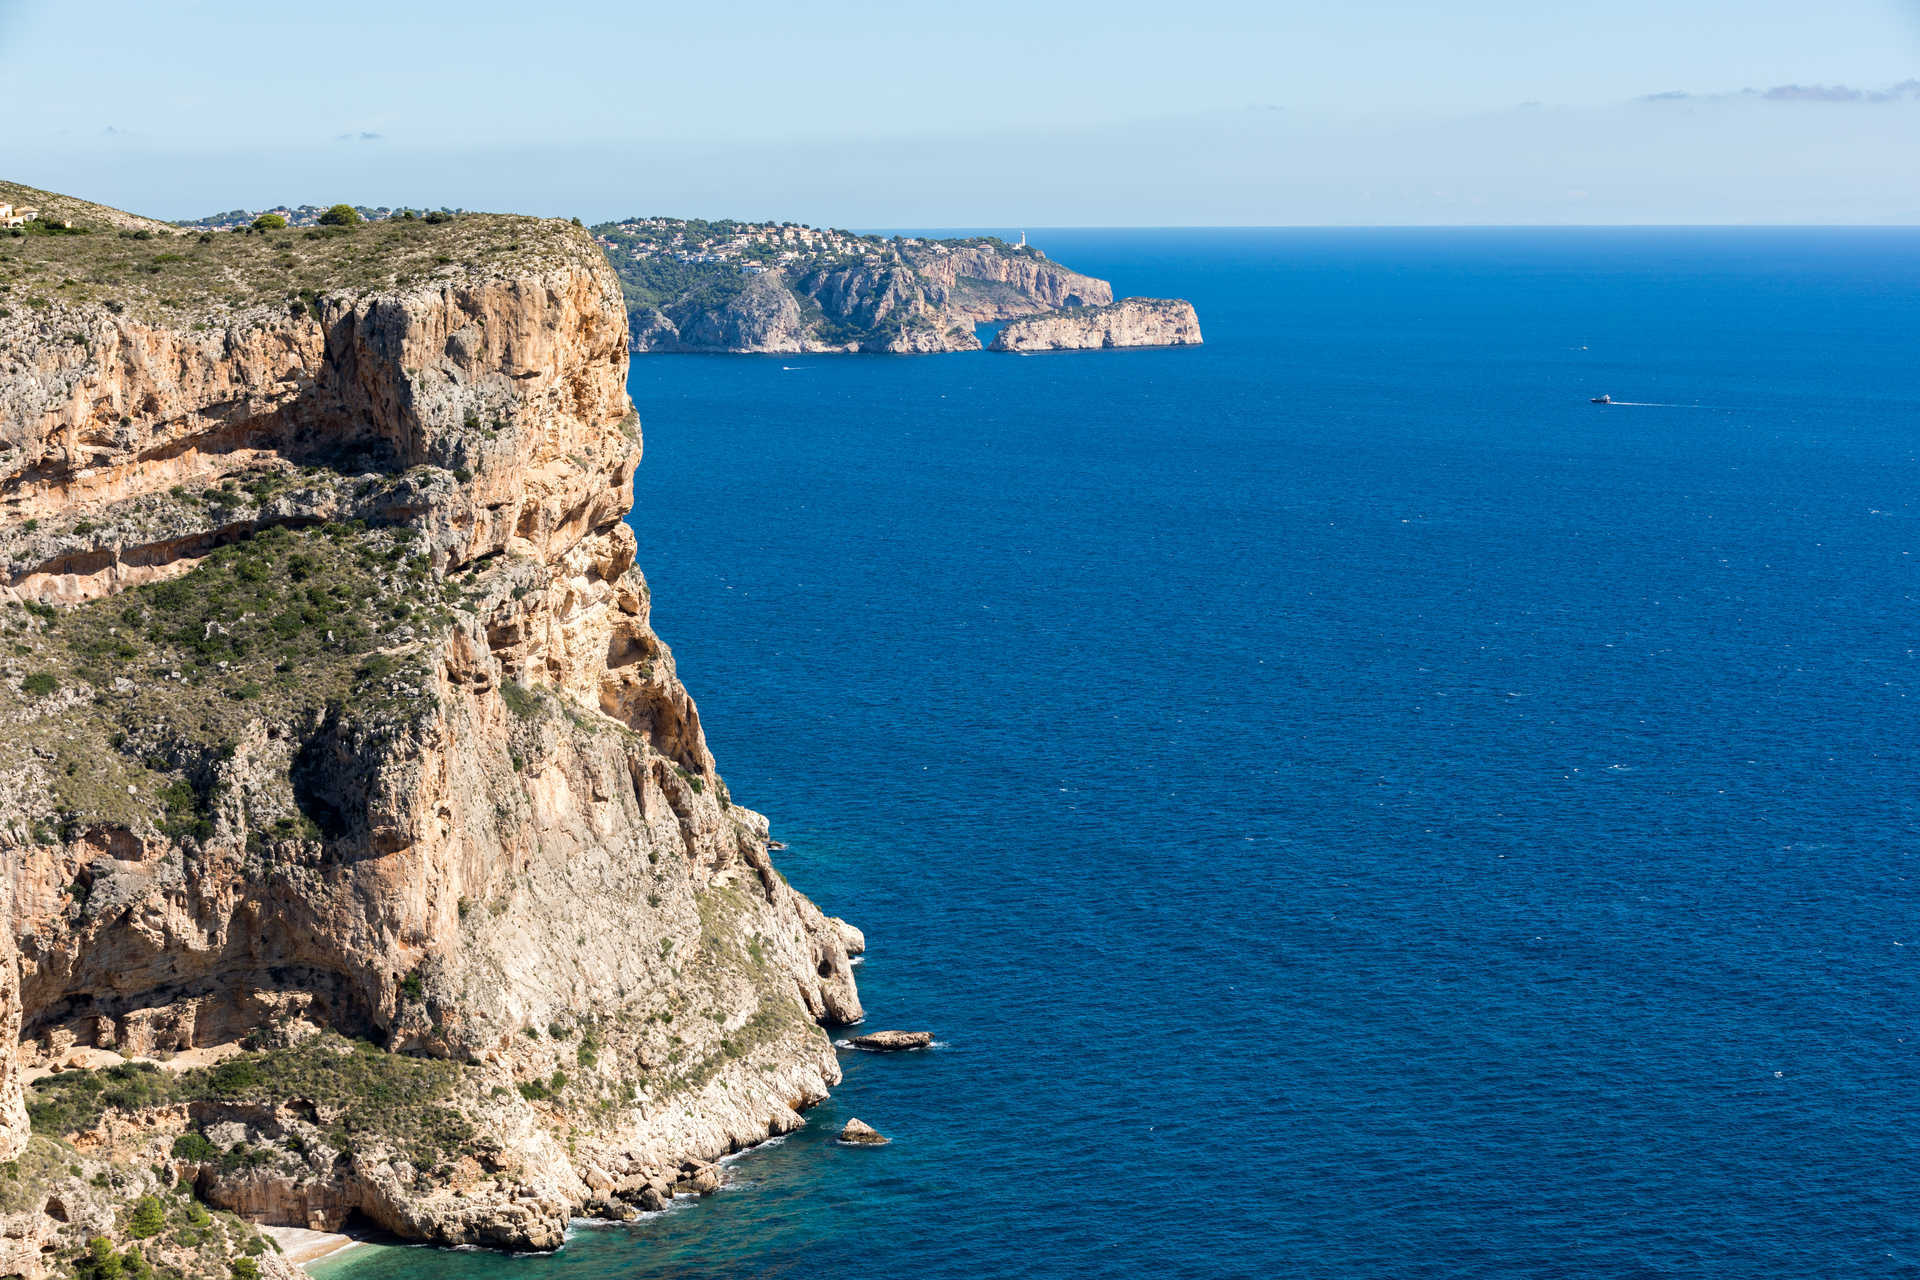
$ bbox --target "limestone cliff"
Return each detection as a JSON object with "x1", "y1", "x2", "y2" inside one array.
[
  {"x1": 604, "y1": 226, "x2": 1114, "y2": 354},
  {"x1": 988, "y1": 298, "x2": 1203, "y2": 352},
  {"x1": 0, "y1": 187, "x2": 863, "y2": 1271}
]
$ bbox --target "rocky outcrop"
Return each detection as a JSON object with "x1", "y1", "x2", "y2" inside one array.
[
  {"x1": 837, "y1": 1118, "x2": 887, "y2": 1145},
  {"x1": 0, "y1": 1136, "x2": 302, "y2": 1280},
  {"x1": 667, "y1": 275, "x2": 807, "y2": 352},
  {"x1": 625, "y1": 240, "x2": 1112, "y2": 355},
  {"x1": 849, "y1": 1030, "x2": 932, "y2": 1053},
  {"x1": 989, "y1": 298, "x2": 1202, "y2": 352},
  {"x1": 0, "y1": 187, "x2": 864, "y2": 1271}
]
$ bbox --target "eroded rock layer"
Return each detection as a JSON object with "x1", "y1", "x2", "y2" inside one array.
[
  {"x1": 989, "y1": 297, "x2": 1204, "y2": 352},
  {"x1": 0, "y1": 189, "x2": 862, "y2": 1271}
]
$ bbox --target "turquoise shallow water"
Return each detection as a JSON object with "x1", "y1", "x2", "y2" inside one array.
[{"x1": 322, "y1": 229, "x2": 1920, "y2": 1278}]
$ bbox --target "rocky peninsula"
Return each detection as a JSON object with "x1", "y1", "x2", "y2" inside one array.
[
  {"x1": 0, "y1": 180, "x2": 863, "y2": 1276},
  {"x1": 989, "y1": 298, "x2": 1203, "y2": 352},
  {"x1": 594, "y1": 217, "x2": 1197, "y2": 354}
]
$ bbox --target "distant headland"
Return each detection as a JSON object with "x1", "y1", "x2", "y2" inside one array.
[{"x1": 591, "y1": 217, "x2": 1201, "y2": 355}]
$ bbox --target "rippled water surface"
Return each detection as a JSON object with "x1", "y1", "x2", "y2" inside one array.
[{"x1": 321, "y1": 229, "x2": 1920, "y2": 1279}]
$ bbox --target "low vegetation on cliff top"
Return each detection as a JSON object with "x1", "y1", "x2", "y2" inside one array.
[{"x1": 0, "y1": 179, "x2": 595, "y2": 324}]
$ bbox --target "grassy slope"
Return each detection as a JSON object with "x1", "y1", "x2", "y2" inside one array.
[{"x1": 0, "y1": 181, "x2": 176, "y2": 233}]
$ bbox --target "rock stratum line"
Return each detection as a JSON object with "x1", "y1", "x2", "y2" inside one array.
[{"x1": 0, "y1": 180, "x2": 863, "y2": 1278}]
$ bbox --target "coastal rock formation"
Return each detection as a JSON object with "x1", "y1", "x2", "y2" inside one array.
[
  {"x1": 669, "y1": 274, "x2": 806, "y2": 353},
  {"x1": 837, "y1": 1118, "x2": 887, "y2": 1145},
  {"x1": 988, "y1": 298, "x2": 1203, "y2": 352},
  {"x1": 849, "y1": 1030, "x2": 933, "y2": 1053},
  {"x1": 0, "y1": 1136, "x2": 304, "y2": 1280},
  {"x1": 613, "y1": 231, "x2": 1113, "y2": 354},
  {"x1": 0, "y1": 184, "x2": 863, "y2": 1272}
]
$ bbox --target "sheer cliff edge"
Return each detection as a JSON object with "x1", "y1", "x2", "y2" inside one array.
[{"x1": 0, "y1": 181, "x2": 863, "y2": 1275}]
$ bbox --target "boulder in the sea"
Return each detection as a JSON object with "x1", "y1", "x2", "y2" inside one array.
[
  {"x1": 838, "y1": 1118, "x2": 889, "y2": 1145},
  {"x1": 672, "y1": 1162, "x2": 725, "y2": 1196},
  {"x1": 850, "y1": 1030, "x2": 934, "y2": 1052}
]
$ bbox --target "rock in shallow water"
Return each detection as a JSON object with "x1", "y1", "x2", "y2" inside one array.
[
  {"x1": 672, "y1": 1163, "x2": 725, "y2": 1196},
  {"x1": 850, "y1": 1030, "x2": 934, "y2": 1052},
  {"x1": 838, "y1": 1118, "x2": 889, "y2": 1145}
]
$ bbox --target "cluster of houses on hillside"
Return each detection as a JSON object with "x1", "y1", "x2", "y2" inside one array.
[
  {"x1": 0, "y1": 203, "x2": 42, "y2": 228},
  {"x1": 594, "y1": 218, "x2": 899, "y2": 273}
]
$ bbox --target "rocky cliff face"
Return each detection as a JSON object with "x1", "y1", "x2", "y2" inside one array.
[
  {"x1": 629, "y1": 240, "x2": 1113, "y2": 354},
  {"x1": 988, "y1": 298, "x2": 1203, "y2": 352},
  {"x1": 0, "y1": 191, "x2": 862, "y2": 1271}
]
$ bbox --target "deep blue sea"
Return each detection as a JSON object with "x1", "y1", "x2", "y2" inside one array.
[{"x1": 322, "y1": 230, "x2": 1920, "y2": 1279}]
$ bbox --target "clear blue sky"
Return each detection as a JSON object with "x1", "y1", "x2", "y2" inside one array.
[{"x1": 4, "y1": 0, "x2": 1918, "y2": 223}]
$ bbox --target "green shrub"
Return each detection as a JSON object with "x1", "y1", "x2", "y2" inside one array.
[
  {"x1": 316, "y1": 205, "x2": 361, "y2": 227},
  {"x1": 128, "y1": 1194, "x2": 164, "y2": 1239},
  {"x1": 251, "y1": 214, "x2": 287, "y2": 231},
  {"x1": 203, "y1": 1058, "x2": 262, "y2": 1094},
  {"x1": 27, "y1": 1061, "x2": 176, "y2": 1135},
  {"x1": 171, "y1": 1131, "x2": 218, "y2": 1161},
  {"x1": 76, "y1": 1236, "x2": 122, "y2": 1280},
  {"x1": 216, "y1": 1144, "x2": 273, "y2": 1174},
  {"x1": 19, "y1": 673, "x2": 56, "y2": 696}
]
